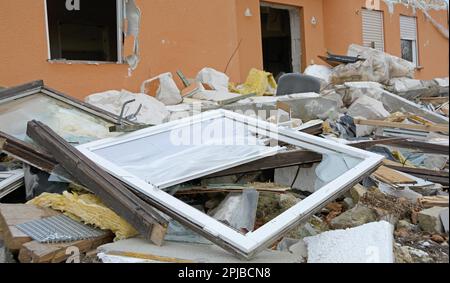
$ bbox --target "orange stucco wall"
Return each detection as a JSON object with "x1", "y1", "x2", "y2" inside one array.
[
  {"x1": 0, "y1": 0, "x2": 448, "y2": 99},
  {"x1": 323, "y1": 0, "x2": 449, "y2": 80}
]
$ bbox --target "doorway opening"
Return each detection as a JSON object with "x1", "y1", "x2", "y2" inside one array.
[{"x1": 260, "y1": 3, "x2": 301, "y2": 79}]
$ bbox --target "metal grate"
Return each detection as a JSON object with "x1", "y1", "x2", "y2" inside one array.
[{"x1": 17, "y1": 215, "x2": 106, "y2": 243}]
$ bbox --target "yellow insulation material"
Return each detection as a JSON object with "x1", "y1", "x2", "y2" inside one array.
[
  {"x1": 27, "y1": 191, "x2": 138, "y2": 241},
  {"x1": 236, "y1": 68, "x2": 277, "y2": 96}
]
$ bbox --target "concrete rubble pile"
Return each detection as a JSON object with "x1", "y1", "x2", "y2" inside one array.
[{"x1": 0, "y1": 44, "x2": 448, "y2": 264}]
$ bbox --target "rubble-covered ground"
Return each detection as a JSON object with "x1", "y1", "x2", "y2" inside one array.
[{"x1": 1, "y1": 43, "x2": 448, "y2": 263}]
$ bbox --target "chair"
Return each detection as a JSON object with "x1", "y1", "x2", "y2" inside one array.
[{"x1": 276, "y1": 73, "x2": 322, "y2": 96}]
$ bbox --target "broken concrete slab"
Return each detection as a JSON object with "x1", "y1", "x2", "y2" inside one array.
[
  {"x1": 274, "y1": 164, "x2": 319, "y2": 193},
  {"x1": 197, "y1": 68, "x2": 230, "y2": 92},
  {"x1": 339, "y1": 82, "x2": 449, "y2": 124},
  {"x1": 192, "y1": 90, "x2": 241, "y2": 103},
  {"x1": 141, "y1": 73, "x2": 183, "y2": 106},
  {"x1": 394, "y1": 244, "x2": 434, "y2": 263},
  {"x1": 347, "y1": 95, "x2": 390, "y2": 137},
  {"x1": 439, "y1": 208, "x2": 449, "y2": 233},
  {"x1": 226, "y1": 93, "x2": 342, "y2": 122},
  {"x1": 97, "y1": 238, "x2": 303, "y2": 263},
  {"x1": 304, "y1": 221, "x2": 395, "y2": 263},
  {"x1": 387, "y1": 78, "x2": 441, "y2": 100},
  {"x1": 350, "y1": 184, "x2": 368, "y2": 203},
  {"x1": 304, "y1": 65, "x2": 332, "y2": 89},
  {"x1": 330, "y1": 205, "x2": 377, "y2": 230},
  {"x1": 85, "y1": 90, "x2": 170, "y2": 125},
  {"x1": 418, "y1": 207, "x2": 447, "y2": 234}
]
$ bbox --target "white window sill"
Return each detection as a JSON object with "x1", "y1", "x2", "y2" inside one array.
[{"x1": 47, "y1": 59, "x2": 126, "y2": 65}]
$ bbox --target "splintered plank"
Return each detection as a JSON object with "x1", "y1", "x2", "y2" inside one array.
[
  {"x1": 372, "y1": 166, "x2": 417, "y2": 185},
  {"x1": 18, "y1": 233, "x2": 113, "y2": 263},
  {"x1": 419, "y1": 196, "x2": 449, "y2": 209},
  {"x1": 0, "y1": 204, "x2": 60, "y2": 252}
]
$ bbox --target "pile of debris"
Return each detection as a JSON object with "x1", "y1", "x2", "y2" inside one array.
[{"x1": 0, "y1": 44, "x2": 448, "y2": 263}]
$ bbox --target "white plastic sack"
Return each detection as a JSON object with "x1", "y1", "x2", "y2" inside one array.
[
  {"x1": 197, "y1": 68, "x2": 230, "y2": 92},
  {"x1": 86, "y1": 90, "x2": 170, "y2": 125},
  {"x1": 347, "y1": 44, "x2": 416, "y2": 79},
  {"x1": 141, "y1": 73, "x2": 183, "y2": 106}
]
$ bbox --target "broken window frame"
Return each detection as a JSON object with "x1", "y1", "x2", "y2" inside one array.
[
  {"x1": 77, "y1": 109, "x2": 384, "y2": 259},
  {"x1": 0, "y1": 170, "x2": 25, "y2": 199},
  {"x1": 44, "y1": 0, "x2": 125, "y2": 64},
  {"x1": 0, "y1": 80, "x2": 129, "y2": 126},
  {"x1": 0, "y1": 80, "x2": 133, "y2": 172}
]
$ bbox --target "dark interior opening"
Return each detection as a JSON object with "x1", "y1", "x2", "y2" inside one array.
[
  {"x1": 46, "y1": 0, "x2": 118, "y2": 62},
  {"x1": 260, "y1": 6, "x2": 293, "y2": 78}
]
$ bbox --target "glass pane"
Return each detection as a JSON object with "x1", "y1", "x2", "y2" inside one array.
[
  {"x1": 92, "y1": 116, "x2": 280, "y2": 188},
  {"x1": 401, "y1": 39, "x2": 414, "y2": 62},
  {"x1": 0, "y1": 93, "x2": 118, "y2": 144}
]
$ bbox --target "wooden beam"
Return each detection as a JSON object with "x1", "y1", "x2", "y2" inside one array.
[
  {"x1": 0, "y1": 131, "x2": 57, "y2": 173},
  {"x1": 383, "y1": 160, "x2": 449, "y2": 186},
  {"x1": 0, "y1": 80, "x2": 43, "y2": 101},
  {"x1": 418, "y1": 196, "x2": 449, "y2": 209},
  {"x1": 354, "y1": 119, "x2": 449, "y2": 134},
  {"x1": 372, "y1": 136, "x2": 449, "y2": 155},
  {"x1": 205, "y1": 150, "x2": 322, "y2": 178},
  {"x1": 26, "y1": 120, "x2": 168, "y2": 246}
]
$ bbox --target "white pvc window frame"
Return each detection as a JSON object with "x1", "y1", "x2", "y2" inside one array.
[
  {"x1": 0, "y1": 170, "x2": 25, "y2": 199},
  {"x1": 44, "y1": 0, "x2": 124, "y2": 64},
  {"x1": 78, "y1": 110, "x2": 384, "y2": 258}
]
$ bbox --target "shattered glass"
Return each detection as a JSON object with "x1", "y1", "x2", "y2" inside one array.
[{"x1": 0, "y1": 93, "x2": 119, "y2": 145}]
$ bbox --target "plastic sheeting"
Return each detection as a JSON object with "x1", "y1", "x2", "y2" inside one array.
[
  {"x1": 91, "y1": 116, "x2": 281, "y2": 189},
  {"x1": 0, "y1": 93, "x2": 117, "y2": 144},
  {"x1": 331, "y1": 44, "x2": 416, "y2": 85},
  {"x1": 315, "y1": 154, "x2": 362, "y2": 190},
  {"x1": 209, "y1": 189, "x2": 259, "y2": 232}
]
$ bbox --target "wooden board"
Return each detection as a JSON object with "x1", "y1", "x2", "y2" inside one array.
[
  {"x1": 372, "y1": 166, "x2": 417, "y2": 185},
  {"x1": 18, "y1": 233, "x2": 113, "y2": 263},
  {"x1": 354, "y1": 119, "x2": 449, "y2": 134},
  {"x1": 418, "y1": 196, "x2": 449, "y2": 209},
  {"x1": 0, "y1": 204, "x2": 60, "y2": 252},
  {"x1": 383, "y1": 160, "x2": 449, "y2": 186},
  {"x1": 205, "y1": 150, "x2": 322, "y2": 178}
]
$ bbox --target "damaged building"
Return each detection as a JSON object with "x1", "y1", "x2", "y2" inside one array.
[{"x1": 0, "y1": 0, "x2": 448, "y2": 98}]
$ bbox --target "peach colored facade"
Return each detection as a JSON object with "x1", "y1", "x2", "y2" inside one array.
[
  {"x1": 0, "y1": 0, "x2": 448, "y2": 99},
  {"x1": 323, "y1": 0, "x2": 449, "y2": 80}
]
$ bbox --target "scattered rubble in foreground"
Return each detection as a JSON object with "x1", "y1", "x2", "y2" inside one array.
[{"x1": 0, "y1": 44, "x2": 448, "y2": 263}]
